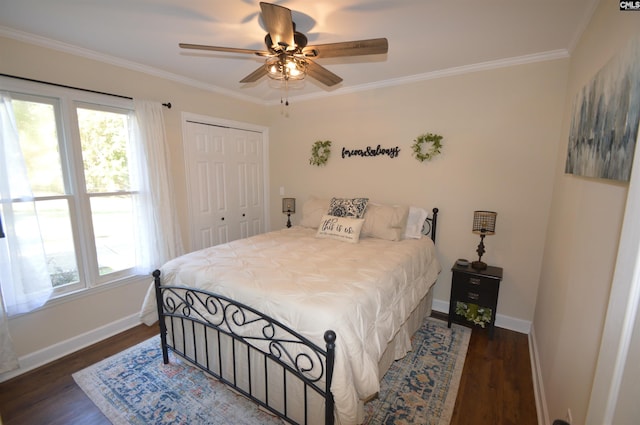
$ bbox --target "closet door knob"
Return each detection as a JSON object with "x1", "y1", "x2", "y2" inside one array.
[
  {"x1": 242, "y1": 213, "x2": 246, "y2": 217},
  {"x1": 221, "y1": 217, "x2": 225, "y2": 221}
]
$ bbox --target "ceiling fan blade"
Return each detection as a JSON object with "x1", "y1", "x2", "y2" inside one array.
[
  {"x1": 240, "y1": 65, "x2": 268, "y2": 83},
  {"x1": 306, "y1": 60, "x2": 343, "y2": 87},
  {"x1": 303, "y1": 38, "x2": 388, "y2": 59},
  {"x1": 179, "y1": 43, "x2": 270, "y2": 56},
  {"x1": 260, "y1": 2, "x2": 295, "y2": 49}
]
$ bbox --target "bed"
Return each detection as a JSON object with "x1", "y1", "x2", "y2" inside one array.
[{"x1": 140, "y1": 198, "x2": 441, "y2": 425}]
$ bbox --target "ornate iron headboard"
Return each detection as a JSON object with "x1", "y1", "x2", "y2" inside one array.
[{"x1": 424, "y1": 207, "x2": 439, "y2": 243}]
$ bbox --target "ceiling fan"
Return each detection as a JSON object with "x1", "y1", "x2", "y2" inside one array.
[{"x1": 179, "y1": 2, "x2": 389, "y2": 88}]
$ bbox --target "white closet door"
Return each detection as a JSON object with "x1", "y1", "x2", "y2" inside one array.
[
  {"x1": 184, "y1": 122, "x2": 230, "y2": 250},
  {"x1": 229, "y1": 129, "x2": 264, "y2": 240},
  {"x1": 184, "y1": 121, "x2": 264, "y2": 251}
]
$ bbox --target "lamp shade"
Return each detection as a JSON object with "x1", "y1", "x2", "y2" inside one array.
[
  {"x1": 472, "y1": 211, "x2": 497, "y2": 235},
  {"x1": 282, "y1": 198, "x2": 296, "y2": 214}
]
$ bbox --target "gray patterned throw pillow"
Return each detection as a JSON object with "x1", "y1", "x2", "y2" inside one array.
[{"x1": 328, "y1": 197, "x2": 369, "y2": 219}]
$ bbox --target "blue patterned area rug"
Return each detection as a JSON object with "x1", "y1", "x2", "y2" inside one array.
[
  {"x1": 363, "y1": 318, "x2": 470, "y2": 425},
  {"x1": 73, "y1": 318, "x2": 470, "y2": 425}
]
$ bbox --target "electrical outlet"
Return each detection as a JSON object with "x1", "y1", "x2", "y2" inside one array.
[{"x1": 566, "y1": 408, "x2": 573, "y2": 424}]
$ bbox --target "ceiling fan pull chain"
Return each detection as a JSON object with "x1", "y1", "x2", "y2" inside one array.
[{"x1": 283, "y1": 78, "x2": 290, "y2": 106}]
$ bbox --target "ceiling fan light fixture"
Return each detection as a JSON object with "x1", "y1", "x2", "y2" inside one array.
[
  {"x1": 265, "y1": 56, "x2": 307, "y2": 81},
  {"x1": 179, "y1": 3, "x2": 388, "y2": 91}
]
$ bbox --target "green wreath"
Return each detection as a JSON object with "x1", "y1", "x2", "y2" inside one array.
[
  {"x1": 309, "y1": 140, "x2": 332, "y2": 166},
  {"x1": 412, "y1": 133, "x2": 443, "y2": 162}
]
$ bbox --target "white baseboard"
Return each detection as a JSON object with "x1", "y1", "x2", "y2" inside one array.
[
  {"x1": 433, "y1": 298, "x2": 543, "y2": 423},
  {"x1": 3, "y1": 299, "x2": 533, "y2": 383},
  {"x1": 432, "y1": 298, "x2": 532, "y2": 334},
  {"x1": 529, "y1": 325, "x2": 549, "y2": 425},
  {"x1": 0, "y1": 313, "x2": 143, "y2": 383}
]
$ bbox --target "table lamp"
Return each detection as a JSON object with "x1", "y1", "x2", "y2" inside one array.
[
  {"x1": 282, "y1": 198, "x2": 296, "y2": 228},
  {"x1": 472, "y1": 210, "x2": 497, "y2": 270}
]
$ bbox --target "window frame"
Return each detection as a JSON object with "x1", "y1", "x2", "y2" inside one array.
[{"x1": 1, "y1": 76, "x2": 140, "y2": 298}]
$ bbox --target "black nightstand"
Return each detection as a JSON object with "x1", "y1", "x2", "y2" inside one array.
[{"x1": 448, "y1": 263, "x2": 503, "y2": 339}]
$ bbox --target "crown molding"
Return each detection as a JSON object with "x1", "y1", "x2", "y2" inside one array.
[
  {"x1": 275, "y1": 49, "x2": 570, "y2": 106},
  {"x1": 0, "y1": 25, "x2": 262, "y2": 105},
  {"x1": 1, "y1": 25, "x2": 569, "y2": 108}
]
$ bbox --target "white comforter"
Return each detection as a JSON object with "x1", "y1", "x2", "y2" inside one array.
[{"x1": 140, "y1": 227, "x2": 440, "y2": 425}]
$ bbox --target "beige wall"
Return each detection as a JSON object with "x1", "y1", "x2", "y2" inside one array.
[
  {"x1": 267, "y1": 60, "x2": 568, "y2": 323},
  {"x1": 0, "y1": 35, "x2": 267, "y2": 361},
  {"x1": 1, "y1": 29, "x2": 570, "y2": 371},
  {"x1": 4, "y1": 11, "x2": 636, "y2": 423},
  {"x1": 534, "y1": 2, "x2": 640, "y2": 424}
]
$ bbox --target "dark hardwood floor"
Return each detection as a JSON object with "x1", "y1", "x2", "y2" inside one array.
[
  {"x1": 0, "y1": 324, "x2": 158, "y2": 425},
  {"x1": 0, "y1": 315, "x2": 537, "y2": 425},
  {"x1": 441, "y1": 315, "x2": 538, "y2": 425}
]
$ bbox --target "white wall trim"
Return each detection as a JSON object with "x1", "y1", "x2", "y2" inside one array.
[
  {"x1": 182, "y1": 112, "x2": 269, "y2": 134},
  {"x1": 0, "y1": 313, "x2": 143, "y2": 383},
  {"x1": 1, "y1": 25, "x2": 570, "y2": 108},
  {"x1": 432, "y1": 298, "x2": 532, "y2": 334},
  {"x1": 529, "y1": 324, "x2": 550, "y2": 425},
  {"x1": 0, "y1": 25, "x2": 261, "y2": 105},
  {"x1": 271, "y1": 49, "x2": 570, "y2": 106},
  {"x1": 433, "y1": 297, "x2": 541, "y2": 423},
  {"x1": 432, "y1": 299, "x2": 451, "y2": 316}
]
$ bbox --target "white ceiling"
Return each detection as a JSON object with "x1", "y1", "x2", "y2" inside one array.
[{"x1": 0, "y1": 0, "x2": 599, "y2": 105}]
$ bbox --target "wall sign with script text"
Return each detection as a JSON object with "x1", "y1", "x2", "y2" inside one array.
[{"x1": 341, "y1": 145, "x2": 401, "y2": 159}]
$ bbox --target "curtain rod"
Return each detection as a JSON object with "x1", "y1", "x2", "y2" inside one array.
[{"x1": 0, "y1": 73, "x2": 172, "y2": 109}]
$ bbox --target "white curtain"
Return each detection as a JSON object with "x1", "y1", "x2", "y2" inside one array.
[
  {"x1": 0, "y1": 92, "x2": 52, "y2": 372},
  {"x1": 131, "y1": 100, "x2": 183, "y2": 272},
  {"x1": 0, "y1": 287, "x2": 18, "y2": 374}
]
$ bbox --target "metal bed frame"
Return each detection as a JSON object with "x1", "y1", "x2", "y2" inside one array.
[{"x1": 153, "y1": 207, "x2": 438, "y2": 425}]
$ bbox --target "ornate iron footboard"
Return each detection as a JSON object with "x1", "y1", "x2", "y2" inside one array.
[{"x1": 153, "y1": 270, "x2": 336, "y2": 425}]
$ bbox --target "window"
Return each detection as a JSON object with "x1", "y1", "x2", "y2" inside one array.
[
  {"x1": 11, "y1": 95, "x2": 80, "y2": 289},
  {"x1": 76, "y1": 106, "x2": 137, "y2": 279},
  {"x1": 1, "y1": 81, "x2": 141, "y2": 300}
]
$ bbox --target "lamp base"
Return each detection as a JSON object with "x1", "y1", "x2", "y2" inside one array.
[{"x1": 471, "y1": 260, "x2": 487, "y2": 270}]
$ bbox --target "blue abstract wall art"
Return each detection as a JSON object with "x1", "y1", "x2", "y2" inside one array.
[{"x1": 565, "y1": 37, "x2": 640, "y2": 181}]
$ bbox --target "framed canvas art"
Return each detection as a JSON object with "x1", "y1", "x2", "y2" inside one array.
[{"x1": 565, "y1": 37, "x2": 640, "y2": 181}]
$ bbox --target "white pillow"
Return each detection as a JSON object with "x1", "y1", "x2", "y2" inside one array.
[
  {"x1": 362, "y1": 203, "x2": 410, "y2": 241},
  {"x1": 403, "y1": 207, "x2": 429, "y2": 239},
  {"x1": 316, "y1": 215, "x2": 365, "y2": 243},
  {"x1": 299, "y1": 197, "x2": 330, "y2": 228}
]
